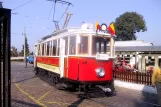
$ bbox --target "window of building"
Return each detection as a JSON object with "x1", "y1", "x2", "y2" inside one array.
[
  {"x1": 69, "y1": 36, "x2": 76, "y2": 55},
  {"x1": 52, "y1": 40, "x2": 57, "y2": 56},
  {"x1": 78, "y1": 36, "x2": 88, "y2": 54}
]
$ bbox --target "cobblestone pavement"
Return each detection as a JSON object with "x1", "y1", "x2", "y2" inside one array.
[{"x1": 11, "y1": 62, "x2": 160, "y2": 107}]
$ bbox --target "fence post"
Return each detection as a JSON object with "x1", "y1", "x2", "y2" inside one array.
[
  {"x1": 150, "y1": 72, "x2": 152, "y2": 85},
  {"x1": 136, "y1": 71, "x2": 138, "y2": 83}
]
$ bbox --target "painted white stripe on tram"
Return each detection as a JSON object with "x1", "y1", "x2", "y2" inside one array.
[{"x1": 37, "y1": 63, "x2": 60, "y2": 74}]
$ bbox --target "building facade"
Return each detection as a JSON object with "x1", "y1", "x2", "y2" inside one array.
[{"x1": 114, "y1": 40, "x2": 161, "y2": 72}]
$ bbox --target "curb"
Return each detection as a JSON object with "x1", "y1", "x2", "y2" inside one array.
[{"x1": 114, "y1": 80, "x2": 157, "y2": 94}]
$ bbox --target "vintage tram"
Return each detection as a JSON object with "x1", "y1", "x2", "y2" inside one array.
[{"x1": 33, "y1": 23, "x2": 116, "y2": 96}]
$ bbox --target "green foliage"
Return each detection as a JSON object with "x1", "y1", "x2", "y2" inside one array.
[
  {"x1": 11, "y1": 46, "x2": 18, "y2": 57},
  {"x1": 20, "y1": 36, "x2": 30, "y2": 56},
  {"x1": 113, "y1": 12, "x2": 147, "y2": 41}
]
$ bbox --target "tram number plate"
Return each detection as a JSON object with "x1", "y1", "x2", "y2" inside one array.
[{"x1": 96, "y1": 54, "x2": 109, "y2": 60}]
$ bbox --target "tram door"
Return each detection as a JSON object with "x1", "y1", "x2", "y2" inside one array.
[{"x1": 59, "y1": 38, "x2": 65, "y2": 78}]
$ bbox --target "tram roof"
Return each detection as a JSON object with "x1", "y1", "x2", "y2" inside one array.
[{"x1": 39, "y1": 27, "x2": 111, "y2": 42}]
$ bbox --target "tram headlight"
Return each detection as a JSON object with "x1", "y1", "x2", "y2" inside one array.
[{"x1": 95, "y1": 68, "x2": 105, "y2": 77}]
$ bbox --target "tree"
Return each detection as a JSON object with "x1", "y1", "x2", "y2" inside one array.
[
  {"x1": 20, "y1": 36, "x2": 30, "y2": 56},
  {"x1": 11, "y1": 46, "x2": 18, "y2": 57},
  {"x1": 113, "y1": 12, "x2": 147, "y2": 41}
]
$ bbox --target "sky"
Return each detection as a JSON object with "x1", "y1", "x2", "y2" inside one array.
[{"x1": 1, "y1": 0, "x2": 161, "y2": 52}]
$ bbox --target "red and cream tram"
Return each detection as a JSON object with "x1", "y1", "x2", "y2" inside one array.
[{"x1": 34, "y1": 23, "x2": 116, "y2": 95}]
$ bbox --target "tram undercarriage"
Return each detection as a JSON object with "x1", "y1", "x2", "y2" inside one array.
[{"x1": 35, "y1": 67, "x2": 115, "y2": 98}]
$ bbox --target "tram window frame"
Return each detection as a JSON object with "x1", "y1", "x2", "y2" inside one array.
[
  {"x1": 57, "y1": 39, "x2": 60, "y2": 56},
  {"x1": 52, "y1": 39, "x2": 57, "y2": 56},
  {"x1": 92, "y1": 36, "x2": 110, "y2": 55},
  {"x1": 50, "y1": 40, "x2": 52, "y2": 56},
  {"x1": 44, "y1": 42, "x2": 47, "y2": 56},
  {"x1": 42, "y1": 43, "x2": 45, "y2": 56},
  {"x1": 69, "y1": 35, "x2": 76, "y2": 55},
  {"x1": 39, "y1": 44, "x2": 41, "y2": 56},
  {"x1": 47, "y1": 41, "x2": 50, "y2": 56},
  {"x1": 106, "y1": 42, "x2": 110, "y2": 54},
  {"x1": 63, "y1": 36, "x2": 68, "y2": 55},
  {"x1": 77, "y1": 35, "x2": 89, "y2": 55},
  {"x1": 37, "y1": 44, "x2": 41, "y2": 56}
]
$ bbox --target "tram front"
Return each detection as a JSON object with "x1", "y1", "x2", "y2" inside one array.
[{"x1": 76, "y1": 23, "x2": 116, "y2": 95}]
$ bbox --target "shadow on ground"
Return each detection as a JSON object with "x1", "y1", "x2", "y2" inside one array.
[
  {"x1": 11, "y1": 99, "x2": 41, "y2": 107},
  {"x1": 67, "y1": 98, "x2": 84, "y2": 107},
  {"x1": 12, "y1": 76, "x2": 37, "y2": 83}
]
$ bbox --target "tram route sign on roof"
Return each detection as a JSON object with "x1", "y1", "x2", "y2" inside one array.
[{"x1": 95, "y1": 21, "x2": 116, "y2": 37}]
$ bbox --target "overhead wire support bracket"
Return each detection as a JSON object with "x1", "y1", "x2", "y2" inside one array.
[
  {"x1": 53, "y1": 21, "x2": 60, "y2": 31},
  {"x1": 46, "y1": 0, "x2": 73, "y2": 31},
  {"x1": 46, "y1": 0, "x2": 74, "y2": 7}
]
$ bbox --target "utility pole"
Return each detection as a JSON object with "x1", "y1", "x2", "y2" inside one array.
[{"x1": 22, "y1": 26, "x2": 26, "y2": 61}]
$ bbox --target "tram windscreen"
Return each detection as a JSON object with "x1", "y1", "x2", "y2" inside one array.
[{"x1": 92, "y1": 36, "x2": 110, "y2": 55}]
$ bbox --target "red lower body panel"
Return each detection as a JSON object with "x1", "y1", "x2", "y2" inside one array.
[
  {"x1": 68, "y1": 57, "x2": 113, "y2": 82},
  {"x1": 36, "y1": 56, "x2": 113, "y2": 83}
]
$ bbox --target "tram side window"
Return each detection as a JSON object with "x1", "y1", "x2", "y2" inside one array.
[
  {"x1": 101, "y1": 42, "x2": 105, "y2": 53},
  {"x1": 44, "y1": 43, "x2": 46, "y2": 56},
  {"x1": 78, "y1": 36, "x2": 88, "y2": 54},
  {"x1": 57, "y1": 39, "x2": 60, "y2": 56},
  {"x1": 42, "y1": 43, "x2": 44, "y2": 56},
  {"x1": 50, "y1": 41, "x2": 52, "y2": 56},
  {"x1": 47, "y1": 41, "x2": 50, "y2": 56},
  {"x1": 96, "y1": 42, "x2": 100, "y2": 54},
  {"x1": 52, "y1": 40, "x2": 57, "y2": 56},
  {"x1": 106, "y1": 42, "x2": 110, "y2": 54},
  {"x1": 69, "y1": 36, "x2": 76, "y2": 55},
  {"x1": 37, "y1": 44, "x2": 41, "y2": 56},
  {"x1": 63, "y1": 37, "x2": 68, "y2": 55}
]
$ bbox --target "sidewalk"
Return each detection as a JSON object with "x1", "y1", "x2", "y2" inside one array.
[{"x1": 114, "y1": 80, "x2": 157, "y2": 94}]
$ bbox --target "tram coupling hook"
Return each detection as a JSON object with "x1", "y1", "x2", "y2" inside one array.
[{"x1": 96, "y1": 85, "x2": 112, "y2": 92}]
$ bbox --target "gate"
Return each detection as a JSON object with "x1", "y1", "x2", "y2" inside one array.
[{"x1": 0, "y1": 6, "x2": 11, "y2": 107}]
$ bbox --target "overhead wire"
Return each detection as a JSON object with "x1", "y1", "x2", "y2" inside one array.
[
  {"x1": 53, "y1": 2, "x2": 57, "y2": 22},
  {"x1": 12, "y1": 0, "x2": 35, "y2": 11},
  {"x1": 48, "y1": 2, "x2": 55, "y2": 20},
  {"x1": 58, "y1": 4, "x2": 70, "y2": 23}
]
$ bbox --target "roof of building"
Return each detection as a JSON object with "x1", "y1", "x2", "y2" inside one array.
[
  {"x1": 114, "y1": 46, "x2": 161, "y2": 52},
  {"x1": 114, "y1": 40, "x2": 153, "y2": 47}
]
